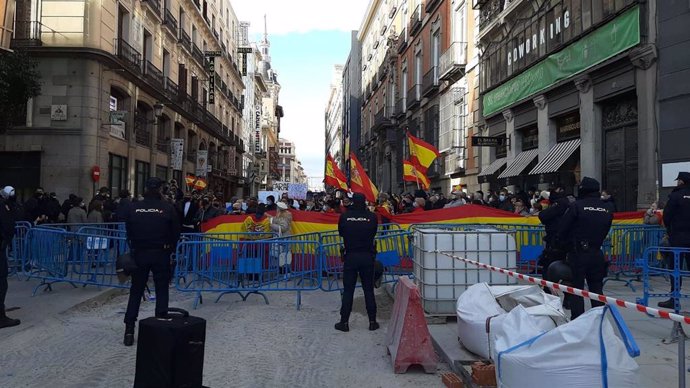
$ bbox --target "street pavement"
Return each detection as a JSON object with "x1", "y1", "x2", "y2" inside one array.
[
  {"x1": 1, "y1": 274, "x2": 687, "y2": 387},
  {"x1": 0, "y1": 278, "x2": 448, "y2": 388}
]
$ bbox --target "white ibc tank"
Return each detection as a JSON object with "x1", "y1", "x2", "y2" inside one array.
[{"x1": 412, "y1": 228, "x2": 518, "y2": 315}]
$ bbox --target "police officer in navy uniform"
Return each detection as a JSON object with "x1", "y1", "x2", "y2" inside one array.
[
  {"x1": 538, "y1": 191, "x2": 571, "y2": 276},
  {"x1": 122, "y1": 177, "x2": 181, "y2": 346},
  {"x1": 558, "y1": 177, "x2": 613, "y2": 320},
  {"x1": 658, "y1": 171, "x2": 690, "y2": 309},
  {"x1": 336, "y1": 193, "x2": 379, "y2": 332}
]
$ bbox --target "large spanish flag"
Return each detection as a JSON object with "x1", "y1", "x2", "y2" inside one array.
[
  {"x1": 403, "y1": 159, "x2": 431, "y2": 189},
  {"x1": 201, "y1": 205, "x2": 645, "y2": 236},
  {"x1": 407, "y1": 131, "x2": 440, "y2": 173},
  {"x1": 324, "y1": 154, "x2": 348, "y2": 190},
  {"x1": 350, "y1": 152, "x2": 379, "y2": 203}
]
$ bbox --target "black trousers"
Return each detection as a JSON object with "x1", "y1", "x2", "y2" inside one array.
[
  {"x1": 340, "y1": 252, "x2": 377, "y2": 323},
  {"x1": 568, "y1": 248, "x2": 607, "y2": 320},
  {"x1": 667, "y1": 235, "x2": 690, "y2": 292},
  {"x1": 124, "y1": 249, "x2": 171, "y2": 325},
  {"x1": 0, "y1": 242, "x2": 8, "y2": 314}
]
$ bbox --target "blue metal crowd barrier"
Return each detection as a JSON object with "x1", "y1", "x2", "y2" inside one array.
[
  {"x1": 6, "y1": 221, "x2": 32, "y2": 277},
  {"x1": 637, "y1": 246, "x2": 690, "y2": 312},
  {"x1": 174, "y1": 238, "x2": 321, "y2": 309},
  {"x1": 25, "y1": 227, "x2": 130, "y2": 295},
  {"x1": 603, "y1": 225, "x2": 666, "y2": 291}
]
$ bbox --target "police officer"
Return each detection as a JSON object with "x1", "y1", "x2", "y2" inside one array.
[
  {"x1": 122, "y1": 177, "x2": 181, "y2": 346},
  {"x1": 0, "y1": 186, "x2": 21, "y2": 329},
  {"x1": 538, "y1": 190, "x2": 570, "y2": 281},
  {"x1": 558, "y1": 177, "x2": 613, "y2": 320},
  {"x1": 336, "y1": 193, "x2": 379, "y2": 332},
  {"x1": 658, "y1": 171, "x2": 690, "y2": 309}
]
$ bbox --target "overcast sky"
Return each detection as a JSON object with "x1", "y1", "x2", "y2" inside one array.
[{"x1": 231, "y1": 0, "x2": 369, "y2": 183}]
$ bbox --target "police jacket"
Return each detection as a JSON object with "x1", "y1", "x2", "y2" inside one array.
[
  {"x1": 124, "y1": 195, "x2": 181, "y2": 251},
  {"x1": 338, "y1": 206, "x2": 378, "y2": 255},
  {"x1": 663, "y1": 184, "x2": 690, "y2": 243},
  {"x1": 538, "y1": 196, "x2": 569, "y2": 247},
  {"x1": 0, "y1": 199, "x2": 20, "y2": 244},
  {"x1": 558, "y1": 193, "x2": 613, "y2": 250}
]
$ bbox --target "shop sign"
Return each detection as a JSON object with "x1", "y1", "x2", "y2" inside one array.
[
  {"x1": 556, "y1": 113, "x2": 581, "y2": 141},
  {"x1": 471, "y1": 136, "x2": 508, "y2": 147},
  {"x1": 483, "y1": 6, "x2": 640, "y2": 117},
  {"x1": 521, "y1": 127, "x2": 539, "y2": 150}
]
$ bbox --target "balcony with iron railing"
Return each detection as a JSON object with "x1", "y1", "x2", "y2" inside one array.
[
  {"x1": 178, "y1": 28, "x2": 191, "y2": 50},
  {"x1": 407, "y1": 84, "x2": 421, "y2": 110},
  {"x1": 372, "y1": 105, "x2": 395, "y2": 131},
  {"x1": 397, "y1": 29, "x2": 408, "y2": 54},
  {"x1": 425, "y1": 0, "x2": 442, "y2": 13},
  {"x1": 409, "y1": 5, "x2": 423, "y2": 36},
  {"x1": 439, "y1": 42, "x2": 468, "y2": 81},
  {"x1": 395, "y1": 96, "x2": 407, "y2": 117},
  {"x1": 164, "y1": 77, "x2": 179, "y2": 100},
  {"x1": 422, "y1": 66, "x2": 439, "y2": 97},
  {"x1": 116, "y1": 39, "x2": 142, "y2": 71},
  {"x1": 163, "y1": 9, "x2": 178, "y2": 36},
  {"x1": 11, "y1": 21, "x2": 43, "y2": 47},
  {"x1": 144, "y1": 61, "x2": 165, "y2": 88},
  {"x1": 192, "y1": 44, "x2": 206, "y2": 67},
  {"x1": 479, "y1": 0, "x2": 505, "y2": 30},
  {"x1": 141, "y1": 0, "x2": 162, "y2": 18}
]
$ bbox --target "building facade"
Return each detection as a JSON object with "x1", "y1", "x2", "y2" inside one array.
[
  {"x1": 474, "y1": 0, "x2": 658, "y2": 211},
  {"x1": 341, "y1": 31, "x2": 362, "y2": 179},
  {"x1": 240, "y1": 22, "x2": 269, "y2": 197},
  {"x1": 325, "y1": 64, "x2": 344, "y2": 171},
  {"x1": 657, "y1": 1, "x2": 690, "y2": 200},
  {"x1": 5, "y1": 0, "x2": 247, "y2": 200},
  {"x1": 0, "y1": 0, "x2": 15, "y2": 51},
  {"x1": 278, "y1": 138, "x2": 306, "y2": 184},
  {"x1": 359, "y1": 0, "x2": 462, "y2": 194}
]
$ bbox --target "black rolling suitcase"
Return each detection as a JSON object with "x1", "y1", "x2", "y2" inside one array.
[{"x1": 134, "y1": 308, "x2": 206, "y2": 388}]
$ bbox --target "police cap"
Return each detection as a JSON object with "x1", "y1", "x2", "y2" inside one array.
[
  {"x1": 578, "y1": 176, "x2": 600, "y2": 195},
  {"x1": 145, "y1": 177, "x2": 164, "y2": 191},
  {"x1": 675, "y1": 171, "x2": 690, "y2": 184},
  {"x1": 352, "y1": 193, "x2": 366, "y2": 207}
]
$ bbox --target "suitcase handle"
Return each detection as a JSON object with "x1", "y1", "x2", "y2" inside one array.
[{"x1": 166, "y1": 307, "x2": 190, "y2": 318}]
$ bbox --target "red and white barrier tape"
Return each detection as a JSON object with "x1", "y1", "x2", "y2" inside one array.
[{"x1": 437, "y1": 251, "x2": 690, "y2": 325}]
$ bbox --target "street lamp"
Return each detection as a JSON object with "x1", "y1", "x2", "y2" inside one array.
[{"x1": 153, "y1": 102, "x2": 164, "y2": 119}]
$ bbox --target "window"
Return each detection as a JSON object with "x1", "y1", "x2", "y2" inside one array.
[
  {"x1": 192, "y1": 25, "x2": 198, "y2": 45},
  {"x1": 432, "y1": 31, "x2": 440, "y2": 77},
  {"x1": 143, "y1": 30, "x2": 153, "y2": 62},
  {"x1": 135, "y1": 160, "x2": 151, "y2": 197},
  {"x1": 179, "y1": 7, "x2": 185, "y2": 30},
  {"x1": 109, "y1": 154, "x2": 128, "y2": 197},
  {"x1": 156, "y1": 165, "x2": 168, "y2": 181},
  {"x1": 163, "y1": 50, "x2": 170, "y2": 78},
  {"x1": 117, "y1": 6, "x2": 130, "y2": 42},
  {"x1": 402, "y1": 68, "x2": 408, "y2": 100},
  {"x1": 415, "y1": 52, "x2": 422, "y2": 86},
  {"x1": 453, "y1": 2, "x2": 466, "y2": 43}
]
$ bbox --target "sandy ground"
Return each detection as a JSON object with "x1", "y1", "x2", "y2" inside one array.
[{"x1": 0, "y1": 284, "x2": 448, "y2": 388}]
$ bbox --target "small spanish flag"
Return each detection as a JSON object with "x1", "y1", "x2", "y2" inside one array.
[
  {"x1": 349, "y1": 152, "x2": 379, "y2": 203},
  {"x1": 403, "y1": 159, "x2": 431, "y2": 189},
  {"x1": 193, "y1": 178, "x2": 207, "y2": 191},
  {"x1": 407, "y1": 131, "x2": 440, "y2": 173},
  {"x1": 185, "y1": 175, "x2": 196, "y2": 188},
  {"x1": 324, "y1": 154, "x2": 348, "y2": 190}
]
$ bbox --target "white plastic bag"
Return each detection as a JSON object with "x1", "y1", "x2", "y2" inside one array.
[{"x1": 495, "y1": 305, "x2": 640, "y2": 388}]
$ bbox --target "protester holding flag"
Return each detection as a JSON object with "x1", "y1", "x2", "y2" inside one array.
[
  {"x1": 325, "y1": 154, "x2": 349, "y2": 191},
  {"x1": 349, "y1": 152, "x2": 379, "y2": 203}
]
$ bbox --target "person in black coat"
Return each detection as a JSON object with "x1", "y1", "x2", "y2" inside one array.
[
  {"x1": 0, "y1": 186, "x2": 21, "y2": 328},
  {"x1": 658, "y1": 171, "x2": 690, "y2": 309},
  {"x1": 600, "y1": 190, "x2": 617, "y2": 213},
  {"x1": 558, "y1": 177, "x2": 614, "y2": 320},
  {"x1": 23, "y1": 187, "x2": 47, "y2": 222},
  {"x1": 45, "y1": 193, "x2": 62, "y2": 223},
  {"x1": 114, "y1": 190, "x2": 132, "y2": 222},
  {"x1": 335, "y1": 193, "x2": 379, "y2": 332},
  {"x1": 537, "y1": 191, "x2": 571, "y2": 288},
  {"x1": 177, "y1": 192, "x2": 200, "y2": 234}
]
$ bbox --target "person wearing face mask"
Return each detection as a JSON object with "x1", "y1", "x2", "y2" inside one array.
[
  {"x1": 412, "y1": 198, "x2": 426, "y2": 213},
  {"x1": 194, "y1": 197, "x2": 222, "y2": 226},
  {"x1": 496, "y1": 191, "x2": 514, "y2": 212},
  {"x1": 600, "y1": 190, "x2": 617, "y2": 213},
  {"x1": 24, "y1": 187, "x2": 47, "y2": 223},
  {"x1": 0, "y1": 186, "x2": 21, "y2": 328},
  {"x1": 67, "y1": 197, "x2": 88, "y2": 231},
  {"x1": 265, "y1": 195, "x2": 277, "y2": 212}
]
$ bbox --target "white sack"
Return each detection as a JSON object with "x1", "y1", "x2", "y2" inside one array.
[{"x1": 494, "y1": 306, "x2": 639, "y2": 388}]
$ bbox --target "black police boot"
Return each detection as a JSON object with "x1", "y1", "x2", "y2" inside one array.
[
  {"x1": 369, "y1": 321, "x2": 380, "y2": 331},
  {"x1": 334, "y1": 322, "x2": 349, "y2": 332},
  {"x1": 123, "y1": 324, "x2": 135, "y2": 346},
  {"x1": 0, "y1": 310, "x2": 20, "y2": 329},
  {"x1": 658, "y1": 299, "x2": 675, "y2": 309}
]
